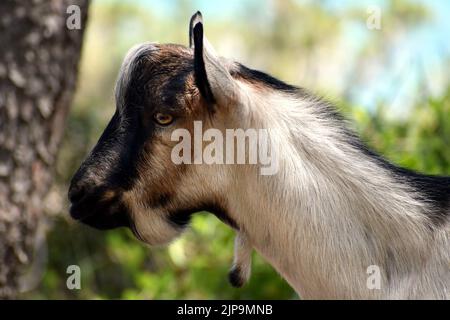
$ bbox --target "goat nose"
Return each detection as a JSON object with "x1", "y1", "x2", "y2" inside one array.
[{"x1": 68, "y1": 183, "x2": 86, "y2": 204}]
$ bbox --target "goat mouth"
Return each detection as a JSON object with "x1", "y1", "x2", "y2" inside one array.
[
  {"x1": 78, "y1": 210, "x2": 130, "y2": 230},
  {"x1": 69, "y1": 192, "x2": 130, "y2": 230}
]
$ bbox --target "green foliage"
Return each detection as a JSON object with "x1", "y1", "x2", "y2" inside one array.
[
  {"x1": 351, "y1": 87, "x2": 450, "y2": 175},
  {"x1": 30, "y1": 214, "x2": 294, "y2": 299}
]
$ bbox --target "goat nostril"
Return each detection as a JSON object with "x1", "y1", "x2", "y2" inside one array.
[{"x1": 68, "y1": 185, "x2": 86, "y2": 203}]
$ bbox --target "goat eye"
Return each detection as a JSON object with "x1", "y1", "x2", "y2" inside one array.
[{"x1": 153, "y1": 113, "x2": 173, "y2": 126}]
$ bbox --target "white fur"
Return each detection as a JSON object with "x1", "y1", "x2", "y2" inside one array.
[{"x1": 217, "y1": 81, "x2": 450, "y2": 299}]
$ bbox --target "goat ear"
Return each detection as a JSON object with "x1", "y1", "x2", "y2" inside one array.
[{"x1": 189, "y1": 11, "x2": 236, "y2": 110}]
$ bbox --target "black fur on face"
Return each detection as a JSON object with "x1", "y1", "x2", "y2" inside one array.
[
  {"x1": 68, "y1": 109, "x2": 137, "y2": 229},
  {"x1": 68, "y1": 43, "x2": 201, "y2": 230}
]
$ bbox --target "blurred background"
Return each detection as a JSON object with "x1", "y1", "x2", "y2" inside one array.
[{"x1": 5, "y1": 0, "x2": 449, "y2": 299}]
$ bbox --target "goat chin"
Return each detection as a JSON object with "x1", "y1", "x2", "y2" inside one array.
[{"x1": 130, "y1": 209, "x2": 184, "y2": 246}]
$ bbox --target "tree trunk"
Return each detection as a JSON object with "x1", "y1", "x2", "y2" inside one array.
[{"x1": 0, "y1": 0, "x2": 89, "y2": 298}]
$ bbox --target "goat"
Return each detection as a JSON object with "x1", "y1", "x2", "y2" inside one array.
[{"x1": 68, "y1": 12, "x2": 449, "y2": 299}]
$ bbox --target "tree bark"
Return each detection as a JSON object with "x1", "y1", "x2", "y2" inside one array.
[{"x1": 0, "y1": 0, "x2": 89, "y2": 298}]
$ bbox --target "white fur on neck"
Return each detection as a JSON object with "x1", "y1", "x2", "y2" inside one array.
[{"x1": 224, "y1": 81, "x2": 449, "y2": 299}]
